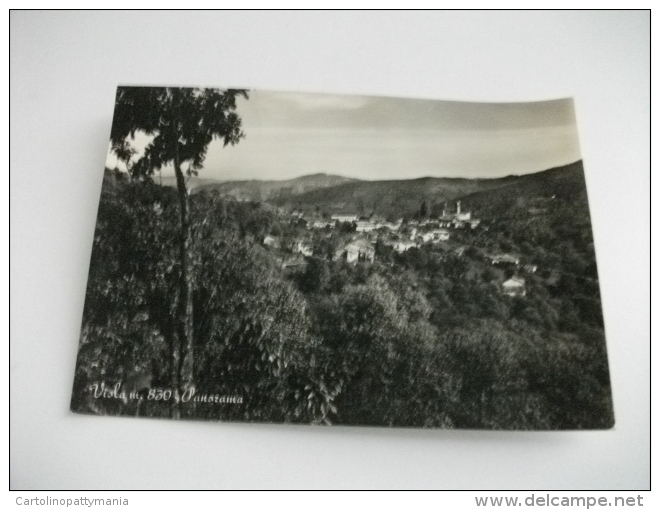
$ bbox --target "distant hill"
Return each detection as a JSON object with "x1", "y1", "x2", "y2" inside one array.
[
  {"x1": 459, "y1": 161, "x2": 590, "y2": 218},
  {"x1": 190, "y1": 173, "x2": 361, "y2": 200},
  {"x1": 267, "y1": 163, "x2": 588, "y2": 219},
  {"x1": 152, "y1": 162, "x2": 589, "y2": 221},
  {"x1": 156, "y1": 175, "x2": 221, "y2": 191},
  {"x1": 270, "y1": 176, "x2": 503, "y2": 218}
]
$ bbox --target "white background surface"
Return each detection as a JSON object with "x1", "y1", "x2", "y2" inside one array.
[{"x1": 10, "y1": 10, "x2": 650, "y2": 489}]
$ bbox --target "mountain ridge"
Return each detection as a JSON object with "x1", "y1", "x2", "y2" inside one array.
[
  {"x1": 190, "y1": 172, "x2": 361, "y2": 200},
  {"x1": 267, "y1": 161, "x2": 586, "y2": 219},
  {"x1": 153, "y1": 161, "x2": 586, "y2": 220}
]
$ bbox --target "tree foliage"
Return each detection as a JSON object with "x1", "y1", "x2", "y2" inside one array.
[
  {"x1": 110, "y1": 87, "x2": 248, "y2": 179},
  {"x1": 106, "y1": 86, "x2": 249, "y2": 414}
]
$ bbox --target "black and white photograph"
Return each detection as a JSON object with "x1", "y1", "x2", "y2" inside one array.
[
  {"x1": 70, "y1": 87, "x2": 614, "y2": 430},
  {"x1": 12, "y1": 10, "x2": 649, "y2": 490}
]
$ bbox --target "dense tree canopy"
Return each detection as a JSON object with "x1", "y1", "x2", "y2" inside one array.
[{"x1": 72, "y1": 109, "x2": 613, "y2": 431}]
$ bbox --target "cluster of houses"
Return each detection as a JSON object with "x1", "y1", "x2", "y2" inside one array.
[
  {"x1": 307, "y1": 214, "x2": 402, "y2": 232},
  {"x1": 275, "y1": 206, "x2": 462, "y2": 262},
  {"x1": 295, "y1": 201, "x2": 480, "y2": 233},
  {"x1": 266, "y1": 201, "x2": 538, "y2": 297},
  {"x1": 334, "y1": 238, "x2": 375, "y2": 264},
  {"x1": 273, "y1": 237, "x2": 375, "y2": 273},
  {"x1": 437, "y1": 201, "x2": 481, "y2": 229},
  {"x1": 302, "y1": 201, "x2": 483, "y2": 252}
]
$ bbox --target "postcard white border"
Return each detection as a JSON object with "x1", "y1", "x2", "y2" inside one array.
[{"x1": 9, "y1": 10, "x2": 650, "y2": 489}]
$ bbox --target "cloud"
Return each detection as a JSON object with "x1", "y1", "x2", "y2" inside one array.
[{"x1": 266, "y1": 91, "x2": 371, "y2": 111}]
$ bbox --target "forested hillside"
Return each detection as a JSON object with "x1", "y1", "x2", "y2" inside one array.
[
  {"x1": 72, "y1": 163, "x2": 613, "y2": 429},
  {"x1": 266, "y1": 162, "x2": 587, "y2": 221}
]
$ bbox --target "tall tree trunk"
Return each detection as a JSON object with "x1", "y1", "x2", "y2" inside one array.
[
  {"x1": 173, "y1": 154, "x2": 194, "y2": 417},
  {"x1": 169, "y1": 286, "x2": 181, "y2": 419}
]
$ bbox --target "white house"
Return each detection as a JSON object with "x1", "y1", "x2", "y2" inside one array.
[
  {"x1": 356, "y1": 221, "x2": 378, "y2": 232},
  {"x1": 392, "y1": 240, "x2": 417, "y2": 253},
  {"x1": 292, "y1": 240, "x2": 314, "y2": 257},
  {"x1": 502, "y1": 277, "x2": 526, "y2": 297},
  {"x1": 263, "y1": 235, "x2": 280, "y2": 249},
  {"x1": 491, "y1": 254, "x2": 520, "y2": 266},
  {"x1": 331, "y1": 214, "x2": 359, "y2": 223},
  {"x1": 382, "y1": 221, "x2": 401, "y2": 231},
  {"x1": 419, "y1": 228, "x2": 450, "y2": 243},
  {"x1": 335, "y1": 239, "x2": 375, "y2": 264}
]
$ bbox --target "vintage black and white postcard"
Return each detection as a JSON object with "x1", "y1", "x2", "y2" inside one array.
[{"x1": 70, "y1": 87, "x2": 614, "y2": 429}]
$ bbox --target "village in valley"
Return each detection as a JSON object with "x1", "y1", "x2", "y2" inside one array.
[
  {"x1": 258, "y1": 197, "x2": 533, "y2": 298},
  {"x1": 73, "y1": 86, "x2": 612, "y2": 430}
]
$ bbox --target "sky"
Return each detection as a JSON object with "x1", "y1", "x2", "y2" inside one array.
[{"x1": 106, "y1": 90, "x2": 582, "y2": 182}]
